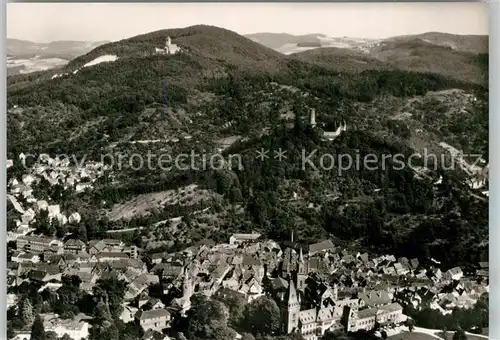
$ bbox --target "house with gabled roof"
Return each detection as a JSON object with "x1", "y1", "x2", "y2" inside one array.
[
  {"x1": 443, "y1": 267, "x2": 463, "y2": 281},
  {"x1": 64, "y1": 239, "x2": 86, "y2": 255},
  {"x1": 308, "y1": 240, "x2": 335, "y2": 256},
  {"x1": 229, "y1": 232, "x2": 261, "y2": 245},
  {"x1": 88, "y1": 240, "x2": 109, "y2": 254},
  {"x1": 238, "y1": 276, "x2": 264, "y2": 302},
  {"x1": 16, "y1": 235, "x2": 63, "y2": 254},
  {"x1": 150, "y1": 252, "x2": 169, "y2": 264},
  {"x1": 47, "y1": 253, "x2": 82, "y2": 267},
  {"x1": 12, "y1": 251, "x2": 40, "y2": 264},
  {"x1": 347, "y1": 302, "x2": 404, "y2": 332},
  {"x1": 214, "y1": 286, "x2": 247, "y2": 302},
  {"x1": 42, "y1": 313, "x2": 91, "y2": 340},
  {"x1": 120, "y1": 304, "x2": 139, "y2": 323},
  {"x1": 210, "y1": 263, "x2": 233, "y2": 284},
  {"x1": 135, "y1": 309, "x2": 171, "y2": 332},
  {"x1": 409, "y1": 258, "x2": 420, "y2": 270},
  {"x1": 222, "y1": 274, "x2": 240, "y2": 291},
  {"x1": 357, "y1": 252, "x2": 369, "y2": 264},
  {"x1": 159, "y1": 262, "x2": 184, "y2": 280},
  {"x1": 141, "y1": 298, "x2": 166, "y2": 311},
  {"x1": 96, "y1": 252, "x2": 130, "y2": 262},
  {"x1": 394, "y1": 262, "x2": 409, "y2": 276},
  {"x1": 29, "y1": 269, "x2": 50, "y2": 282},
  {"x1": 359, "y1": 290, "x2": 393, "y2": 308}
]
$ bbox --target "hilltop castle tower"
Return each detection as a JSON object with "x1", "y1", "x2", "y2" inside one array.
[
  {"x1": 282, "y1": 280, "x2": 300, "y2": 334},
  {"x1": 308, "y1": 107, "x2": 348, "y2": 140},
  {"x1": 155, "y1": 36, "x2": 180, "y2": 55},
  {"x1": 309, "y1": 108, "x2": 317, "y2": 128}
]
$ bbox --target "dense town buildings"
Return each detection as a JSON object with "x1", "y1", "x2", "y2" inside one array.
[{"x1": 7, "y1": 230, "x2": 489, "y2": 340}]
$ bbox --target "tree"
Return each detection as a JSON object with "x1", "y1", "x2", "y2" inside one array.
[
  {"x1": 202, "y1": 319, "x2": 237, "y2": 340},
  {"x1": 76, "y1": 225, "x2": 88, "y2": 242},
  {"x1": 45, "y1": 331, "x2": 58, "y2": 340},
  {"x1": 56, "y1": 223, "x2": 68, "y2": 238},
  {"x1": 440, "y1": 326, "x2": 448, "y2": 339},
  {"x1": 93, "y1": 277, "x2": 127, "y2": 319},
  {"x1": 31, "y1": 314, "x2": 47, "y2": 340},
  {"x1": 407, "y1": 318, "x2": 415, "y2": 333},
  {"x1": 177, "y1": 333, "x2": 188, "y2": 340},
  {"x1": 7, "y1": 322, "x2": 15, "y2": 339},
  {"x1": 55, "y1": 275, "x2": 83, "y2": 315},
  {"x1": 230, "y1": 187, "x2": 243, "y2": 203},
  {"x1": 275, "y1": 333, "x2": 306, "y2": 340},
  {"x1": 321, "y1": 331, "x2": 351, "y2": 340},
  {"x1": 453, "y1": 328, "x2": 467, "y2": 340},
  {"x1": 21, "y1": 297, "x2": 35, "y2": 325},
  {"x1": 120, "y1": 319, "x2": 144, "y2": 340},
  {"x1": 242, "y1": 296, "x2": 281, "y2": 336},
  {"x1": 185, "y1": 294, "x2": 236, "y2": 340},
  {"x1": 214, "y1": 290, "x2": 247, "y2": 326},
  {"x1": 97, "y1": 323, "x2": 120, "y2": 340}
]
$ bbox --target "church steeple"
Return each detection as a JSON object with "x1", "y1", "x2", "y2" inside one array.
[
  {"x1": 286, "y1": 280, "x2": 299, "y2": 307},
  {"x1": 182, "y1": 267, "x2": 193, "y2": 300},
  {"x1": 283, "y1": 279, "x2": 300, "y2": 334},
  {"x1": 296, "y1": 247, "x2": 307, "y2": 291}
]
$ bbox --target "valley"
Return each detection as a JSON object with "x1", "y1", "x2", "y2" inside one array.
[{"x1": 6, "y1": 38, "x2": 109, "y2": 75}]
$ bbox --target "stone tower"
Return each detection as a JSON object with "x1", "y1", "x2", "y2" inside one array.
[
  {"x1": 283, "y1": 279, "x2": 300, "y2": 334},
  {"x1": 332, "y1": 283, "x2": 338, "y2": 301},
  {"x1": 309, "y1": 108, "x2": 317, "y2": 128},
  {"x1": 182, "y1": 267, "x2": 193, "y2": 300},
  {"x1": 296, "y1": 247, "x2": 308, "y2": 291},
  {"x1": 165, "y1": 36, "x2": 172, "y2": 54}
]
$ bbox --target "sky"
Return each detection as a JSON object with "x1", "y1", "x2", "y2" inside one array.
[{"x1": 7, "y1": 3, "x2": 489, "y2": 43}]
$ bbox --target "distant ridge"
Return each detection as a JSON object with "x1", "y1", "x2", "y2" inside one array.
[
  {"x1": 384, "y1": 32, "x2": 488, "y2": 54},
  {"x1": 247, "y1": 31, "x2": 488, "y2": 56},
  {"x1": 7, "y1": 38, "x2": 110, "y2": 59},
  {"x1": 251, "y1": 31, "x2": 489, "y2": 84},
  {"x1": 291, "y1": 47, "x2": 392, "y2": 73},
  {"x1": 245, "y1": 32, "x2": 326, "y2": 50}
]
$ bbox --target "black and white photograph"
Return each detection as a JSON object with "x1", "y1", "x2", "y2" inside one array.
[{"x1": 5, "y1": 3, "x2": 489, "y2": 340}]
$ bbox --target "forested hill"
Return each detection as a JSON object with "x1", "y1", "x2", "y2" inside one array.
[
  {"x1": 6, "y1": 25, "x2": 489, "y2": 269},
  {"x1": 69, "y1": 25, "x2": 287, "y2": 72},
  {"x1": 292, "y1": 37, "x2": 488, "y2": 86},
  {"x1": 385, "y1": 32, "x2": 488, "y2": 54}
]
